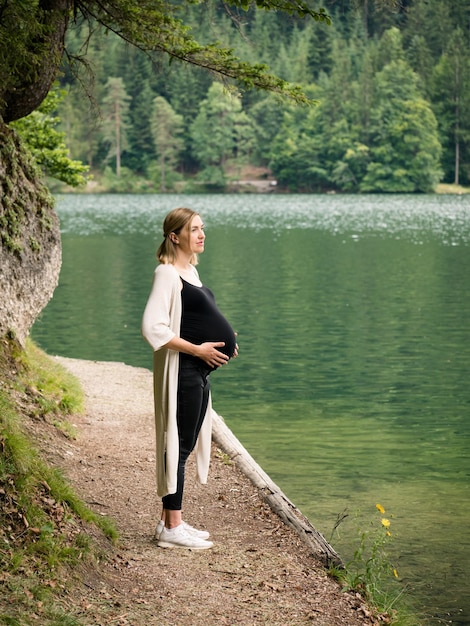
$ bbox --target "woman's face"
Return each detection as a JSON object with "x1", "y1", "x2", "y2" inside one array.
[{"x1": 179, "y1": 214, "x2": 205, "y2": 256}]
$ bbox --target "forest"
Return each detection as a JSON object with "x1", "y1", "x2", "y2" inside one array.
[{"x1": 46, "y1": 0, "x2": 470, "y2": 193}]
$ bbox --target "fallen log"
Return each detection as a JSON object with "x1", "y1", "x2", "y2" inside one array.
[{"x1": 211, "y1": 411, "x2": 342, "y2": 567}]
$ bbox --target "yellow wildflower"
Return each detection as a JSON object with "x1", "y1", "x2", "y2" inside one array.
[
  {"x1": 393, "y1": 568, "x2": 399, "y2": 579},
  {"x1": 386, "y1": 531, "x2": 392, "y2": 537},
  {"x1": 376, "y1": 503, "x2": 385, "y2": 514},
  {"x1": 381, "y1": 518, "x2": 391, "y2": 528}
]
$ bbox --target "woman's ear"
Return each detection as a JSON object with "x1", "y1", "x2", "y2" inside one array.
[{"x1": 170, "y1": 233, "x2": 179, "y2": 244}]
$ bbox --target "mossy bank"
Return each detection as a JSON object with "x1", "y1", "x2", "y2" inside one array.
[{"x1": 0, "y1": 336, "x2": 116, "y2": 626}]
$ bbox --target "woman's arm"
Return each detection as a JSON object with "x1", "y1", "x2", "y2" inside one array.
[
  {"x1": 142, "y1": 264, "x2": 178, "y2": 351},
  {"x1": 163, "y1": 335, "x2": 229, "y2": 369}
]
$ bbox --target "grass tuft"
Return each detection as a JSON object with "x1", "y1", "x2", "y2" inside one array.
[{"x1": 0, "y1": 336, "x2": 118, "y2": 624}]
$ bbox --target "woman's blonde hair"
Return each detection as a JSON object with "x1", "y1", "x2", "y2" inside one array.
[{"x1": 157, "y1": 207, "x2": 200, "y2": 265}]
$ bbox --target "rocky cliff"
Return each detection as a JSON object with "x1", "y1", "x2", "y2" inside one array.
[{"x1": 0, "y1": 122, "x2": 61, "y2": 345}]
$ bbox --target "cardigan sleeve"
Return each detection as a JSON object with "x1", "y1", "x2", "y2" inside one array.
[{"x1": 142, "y1": 264, "x2": 180, "y2": 352}]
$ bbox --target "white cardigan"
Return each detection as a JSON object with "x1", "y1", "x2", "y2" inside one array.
[{"x1": 141, "y1": 263, "x2": 212, "y2": 497}]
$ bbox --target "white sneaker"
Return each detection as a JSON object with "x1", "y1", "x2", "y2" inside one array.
[
  {"x1": 182, "y1": 521, "x2": 210, "y2": 540},
  {"x1": 157, "y1": 524, "x2": 213, "y2": 550},
  {"x1": 155, "y1": 520, "x2": 210, "y2": 540}
]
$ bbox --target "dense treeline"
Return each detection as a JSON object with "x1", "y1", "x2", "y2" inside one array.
[{"x1": 57, "y1": 0, "x2": 470, "y2": 192}]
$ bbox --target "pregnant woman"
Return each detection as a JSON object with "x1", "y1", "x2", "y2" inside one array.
[{"x1": 142, "y1": 207, "x2": 237, "y2": 550}]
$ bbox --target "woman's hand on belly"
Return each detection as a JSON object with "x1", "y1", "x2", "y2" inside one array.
[{"x1": 195, "y1": 342, "x2": 230, "y2": 369}]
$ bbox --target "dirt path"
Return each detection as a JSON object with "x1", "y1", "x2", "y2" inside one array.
[{"x1": 43, "y1": 356, "x2": 379, "y2": 626}]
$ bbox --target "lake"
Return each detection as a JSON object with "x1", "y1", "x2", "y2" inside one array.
[{"x1": 32, "y1": 193, "x2": 470, "y2": 625}]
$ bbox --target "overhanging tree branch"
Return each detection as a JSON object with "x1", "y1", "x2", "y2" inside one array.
[
  {"x1": 74, "y1": 0, "x2": 331, "y2": 103},
  {"x1": 1, "y1": 0, "x2": 330, "y2": 122}
]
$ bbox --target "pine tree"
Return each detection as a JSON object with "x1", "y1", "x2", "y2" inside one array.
[
  {"x1": 431, "y1": 28, "x2": 470, "y2": 185},
  {"x1": 119, "y1": 46, "x2": 156, "y2": 174},
  {"x1": 150, "y1": 96, "x2": 184, "y2": 191},
  {"x1": 101, "y1": 77, "x2": 131, "y2": 177},
  {"x1": 191, "y1": 82, "x2": 256, "y2": 186},
  {"x1": 362, "y1": 58, "x2": 442, "y2": 192}
]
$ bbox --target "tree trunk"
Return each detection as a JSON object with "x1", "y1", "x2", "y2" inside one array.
[
  {"x1": 0, "y1": 0, "x2": 73, "y2": 123},
  {"x1": 115, "y1": 101, "x2": 121, "y2": 177},
  {"x1": 161, "y1": 154, "x2": 167, "y2": 192},
  {"x1": 454, "y1": 87, "x2": 460, "y2": 186},
  {"x1": 211, "y1": 411, "x2": 342, "y2": 567}
]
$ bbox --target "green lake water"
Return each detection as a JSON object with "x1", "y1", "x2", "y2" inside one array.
[{"x1": 32, "y1": 193, "x2": 470, "y2": 625}]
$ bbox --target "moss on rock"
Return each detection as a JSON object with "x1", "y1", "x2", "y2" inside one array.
[{"x1": 0, "y1": 122, "x2": 61, "y2": 344}]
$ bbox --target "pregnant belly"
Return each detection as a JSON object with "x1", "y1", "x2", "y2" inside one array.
[
  {"x1": 210, "y1": 318, "x2": 237, "y2": 358},
  {"x1": 183, "y1": 313, "x2": 236, "y2": 359}
]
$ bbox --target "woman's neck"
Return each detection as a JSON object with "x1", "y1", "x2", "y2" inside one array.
[
  {"x1": 172, "y1": 258, "x2": 201, "y2": 286},
  {"x1": 173, "y1": 260, "x2": 193, "y2": 273}
]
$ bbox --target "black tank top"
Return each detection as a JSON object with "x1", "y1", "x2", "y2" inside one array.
[{"x1": 180, "y1": 278, "x2": 236, "y2": 368}]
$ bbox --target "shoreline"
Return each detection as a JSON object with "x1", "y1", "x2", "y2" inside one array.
[{"x1": 45, "y1": 355, "x2": 381, "y2": 625}]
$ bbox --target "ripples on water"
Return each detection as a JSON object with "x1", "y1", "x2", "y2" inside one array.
[{"x1": 56, "y1": 193, "x2": 470, "y2": 246}]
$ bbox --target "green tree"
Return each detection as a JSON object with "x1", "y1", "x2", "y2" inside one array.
[
  {"x1": 306, "y1": 19, "x2": 335, "y2": 81},
  {"x1": 402, "y1": 0, "x2": 454, "y2": 63},
  {"x1": 406, "y1": 34, "x2": 434, "y2": 95},
  {"x1": 125, "y1": 80, "x2": 155, "y2": 173},
  {"x1": 165, "y1": 65, "x2": 213, "y2": 172},
  {"x1": 271, "y1": 36, "x2": 364, "y2": 191},
  {"x1": 59, "y1": 87, "x2": 101, "y2": 169},
  {"x1": 116, "y1": 45, "x2": 156, "y2": 173},
  {"x1": 361, "y1": 59, "x2": 442, "y2": 192},
  {"x1": 243, "y1": 10, "x2": 284, "y2": 67},
  {"x1": 375, "y1": 25, "x2": 405, "y2": 68},
  {"x1": 269, "y1": 89, "x2": 329, "y2": 191},
  {"x1": 150, "y1": 96, "x2": 184, "y2": 191},
  {"x1": 232, "y1": 106, "x2": 257, "y2": 179},
  {"x1": 101, "y1": 77, "x2": 131, "y2": 177},
  {"x1": 11, "y1": 89, "x2": 89, "y2": 187},
  {"x1": 249, "y1": 96, "x2": 287, "y2": 164},
  {"x1": 431, "y1": 28, "x2": 470, "y2": 185},
  {"x1": 191, "y1": 82, "x2": 256, "y2": 186}
]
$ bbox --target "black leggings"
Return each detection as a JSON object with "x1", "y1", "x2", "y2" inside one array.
[{"x1": 162, "y1": 356, "x2": 211, "y2": 511}]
